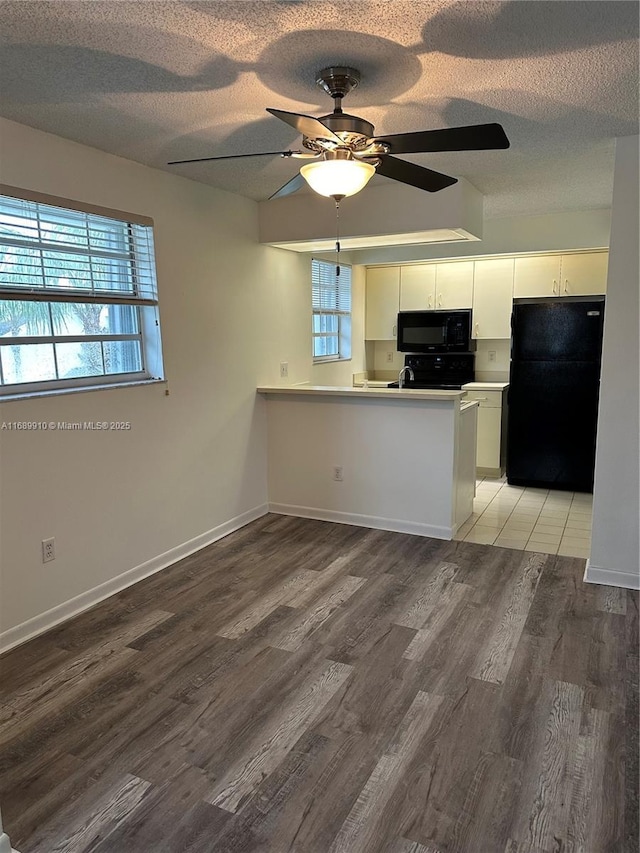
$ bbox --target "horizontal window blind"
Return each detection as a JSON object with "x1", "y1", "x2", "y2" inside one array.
[
  {"x1": 0, "y1": 195, "x2": 158, "y2": 305},
  {"x1": 0, "y1": 191, "x2": 163, "y2": 395},
  {"x1": 312, "y1": 258, "x2": 351, "y2": 361},
  {"x1": 312, "y1": 259, "x2": 351, "y2": 313}
]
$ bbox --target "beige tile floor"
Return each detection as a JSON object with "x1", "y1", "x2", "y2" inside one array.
[{"x1": 455, "y1": 476, "x2": 593, "y2": 558}]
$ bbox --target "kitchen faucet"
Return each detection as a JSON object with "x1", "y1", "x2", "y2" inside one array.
[{"x1": 398, "y1": 366, "x2": 415, "y2": 389}]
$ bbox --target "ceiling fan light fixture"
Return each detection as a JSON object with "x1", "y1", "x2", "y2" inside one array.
[
  {"x1": 170, "y1": 65, "x2": 508, "y2": 201},
  {"x1": 300, "y1": 158, "x2": 375, "y2": 198}
]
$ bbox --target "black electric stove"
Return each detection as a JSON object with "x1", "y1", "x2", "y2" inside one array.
[{"x1": 387, "y1": 352, "x2": 475, "y2": 390}]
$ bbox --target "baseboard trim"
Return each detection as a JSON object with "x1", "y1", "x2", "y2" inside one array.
[
  {"x1": 0, "y1": 834, "x2": 18, "y2": 853},
  {"x1": 268, "y1": 502, "x2": 452, "y2": 540},
  {"x1": 476, "y1": 466, "x2": 503, "y2": 479},
  {"x1": 584, "y1": 560, "x2": 640, "y2": 590},
  {"x1": 0, "y1": 503, "x2": 269, "y2": 654}
]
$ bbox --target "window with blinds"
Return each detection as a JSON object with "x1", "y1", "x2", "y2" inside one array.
[
  {"x1": 311, "y1": 258, "x2": 352, "y2": 361},
  {"x1": 0, "y1": 191, "x2": 164, "y2": 396}
]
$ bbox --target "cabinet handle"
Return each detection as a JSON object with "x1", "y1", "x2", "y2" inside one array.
[
  {"x1": 438, "y1": 293, "x2": 442, "y2": 306},
  {"x1": 552, "y1": 279, "x2": 558, "y2": 295},
  {"x1": 564, "y1": 279, "x2": 569, "y2": 293},
  {"x1": 428, "y1": 295, "x2": 433, "y2": 308},
  {"x1": 392, "y1": 324, "x2": 397, "y2": 337},
  {"x1": 474, "y1": 322, "x2": 479, "y2": 337}
]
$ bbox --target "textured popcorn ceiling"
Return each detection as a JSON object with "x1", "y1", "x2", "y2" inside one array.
[{"x1": 0, "y1": 1, "x2": 637, "y2": 217}]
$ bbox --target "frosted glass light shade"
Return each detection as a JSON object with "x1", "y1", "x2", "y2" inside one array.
[{"x1": 300, "y1": 159, "x2": 376, "y2": 198}]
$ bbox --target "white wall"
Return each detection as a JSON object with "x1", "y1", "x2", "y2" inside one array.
[
  {"x1": 371, "y1": 338, "x2": 511, "y2": 383},
  {"x1": 352, "y1": 209, "x2": 611, "y2": 265},
  {"x1": 588, "y1": 136, "x2": 640, "y2": 589},
  {"x1": 0, "y1": 118, "x2": 365, "y2": 645},
  {"x1": 473, "y1": 340, "x2": 511, "y2": 382}
]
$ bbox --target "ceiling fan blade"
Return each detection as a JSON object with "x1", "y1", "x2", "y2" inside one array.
[
  {"x1": 266, "y1": 108, "x2": 342, "y2": 144},
  {"x1": 168, "y1": 150, "x2": 304, "y2": 165},
  {"x1": 374, "y1": 123, "x2": 510, "y2": 154},
  {"x1": 269, "y1": 171, "x2": 306, "y2": 200},
  {"x1": 376, "y1": 156, "x2": 458, "y2": 193}
]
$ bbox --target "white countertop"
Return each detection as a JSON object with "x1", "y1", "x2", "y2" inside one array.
[
  {"x1": 257, "y1": 384, "x2": 466, "y2": 402},
  {"x1": 462, "y1": 381, "x2": 509, "y2": 391},
  {"x1": 352, "y1": 379, "x2": 392, "y2": 388}
]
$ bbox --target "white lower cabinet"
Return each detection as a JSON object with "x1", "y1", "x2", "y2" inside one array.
[{"x1": 462, "y1": 386, "x2": 508, "y2": 477}]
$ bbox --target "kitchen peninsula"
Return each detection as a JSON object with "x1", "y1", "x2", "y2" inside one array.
[{"x1": 258, "y1": 385, "x2": 478, "y2": 539}]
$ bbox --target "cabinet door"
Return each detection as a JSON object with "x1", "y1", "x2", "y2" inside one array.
[
  {"x1": 560, "y1": 252, "x2": 608, "y2": 295},
  {"x1": 435, "y1": 261, "x2": 474, "y2": 308},
  {"x1": 513, "y1": 255, "x2": 562, "y2": 297},
  {"x1": 472, "y1": 258, "x2": 514, "y2": 339},
  {"x1": 476, "y1": 406, "x2": 502, "y2": 469},
  {"x1": 400, "y1": 264, "x2": 436, "y2": 310},
  {"x1": 365, "y1": 266, "x2": 400, "y2": 339}
]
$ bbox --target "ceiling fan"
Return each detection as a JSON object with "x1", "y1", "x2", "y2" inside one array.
[{"x1": 168, "y1": 66, "x2": 510, "y2": 201}]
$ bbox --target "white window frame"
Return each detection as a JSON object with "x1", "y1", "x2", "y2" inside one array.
[
  {"x1": 0, "y1": 186, "x2": 164, "y2": 398},
  {"x1": 311, "y1": 258, "x2": 352, "y2": 363}
]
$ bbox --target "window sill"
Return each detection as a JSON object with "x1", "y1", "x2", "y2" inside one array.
[
  {"x1": 0, "y1": 378, "x2": 167, "y2": 403},
  {"x1": 313, "y1": 357, "x2": 352, "y2": 365}
]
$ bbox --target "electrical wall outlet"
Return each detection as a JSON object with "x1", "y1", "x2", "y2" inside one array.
[
  {"x1": 333, "y1": 466, "x2": 343, "y2": 482},
  {"x1": 386, "y1": 351, "x2": 394, "y2": 363},
  {"x1": 42, "y1": 537, "x2": 55, "y2": 563},
  {"x1": 279, "y1": 361, "x2": 288, "y2": 378},
  {"x1": 488, "y1": 350, "x2": 497, "y2": 362}
]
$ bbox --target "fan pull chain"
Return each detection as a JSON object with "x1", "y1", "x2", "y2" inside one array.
[{"x1": 335, "y1": 198, "x2": 341, "y2": 278}]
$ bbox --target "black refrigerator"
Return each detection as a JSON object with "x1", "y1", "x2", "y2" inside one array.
[{"x1": 507, "y1": 296, "x2": 605, "y2": 492}]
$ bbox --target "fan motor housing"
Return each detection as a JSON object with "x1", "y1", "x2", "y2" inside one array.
[
  {"x1": 300, "y1": 112, "x2": 374, "y2": 152},
  {"x1": 319, "y1": 112, "x2": 374, "y2": 139}
]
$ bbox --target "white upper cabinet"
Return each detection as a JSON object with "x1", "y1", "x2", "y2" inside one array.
[
  {"x1": 514, "y1": 252, "x2": 608, "y2": 298},
  {"x1": 560, "y1": 251, "x2": 608, "y2": 295},
  {"x1": 399, "y1": 264, "x2": 436, "y2": 310},
  {"x1": 365, "y1": 266, "x2": 400, "y2": 340},
  {"x1": 435, "y1": 261, "x2": 474, "y2": 309},
  {"x1": 513, "y1": 255, "x2": 562, "y2": 297},
  {"x1": 472, "y1": 258, "x2": 514, "y2": 340},
  {"x1": 399, "y1": 261, "x2": 474, "y2": 311},
  {"x1": 367, "y1": 251, "x2": 608, "y2": 342}
]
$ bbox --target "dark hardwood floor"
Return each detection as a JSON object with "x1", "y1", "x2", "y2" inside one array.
[{"x1": 1, "y1": 514, "x2": 638, "y2": 853}]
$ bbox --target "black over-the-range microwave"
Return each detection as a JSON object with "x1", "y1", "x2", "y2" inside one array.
[{"x1": 396, "y1": 309, "x2": 474, "y2": 353}]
